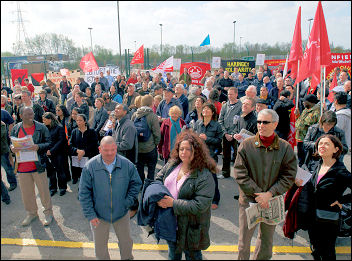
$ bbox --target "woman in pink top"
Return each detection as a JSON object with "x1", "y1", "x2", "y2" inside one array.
[
  {"x1": 298, "y1": 134, "x2": 351, "y2": 260},
  {"x1": 155, "y1": 129, "x2": 217, "y2": 260}
]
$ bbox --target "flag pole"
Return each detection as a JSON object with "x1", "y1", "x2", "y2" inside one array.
[
  {"x1": 320, "y1": 65, "x2": 324, "y2": 116},
  {"x1": 295, "y1": 60, "x2": 300, "y2": 108},
  {"x1": 323, "y1": 66, "x2": 326, "y2": 111}
]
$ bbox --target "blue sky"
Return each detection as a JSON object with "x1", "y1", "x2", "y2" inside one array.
[{"x1": 1, "y1": 1, "x2": 351, "y2": 54}]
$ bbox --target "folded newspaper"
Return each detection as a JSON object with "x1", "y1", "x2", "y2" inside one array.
[
  {"x1": 245, "y1": 195, "x2": 285, "y2": 229},
  {"x1": 10, "y1": 135, "x2": 38, "y2": 163},
  {"x1": 236, "y1": 129, "x2": 255, "y2": 143}
]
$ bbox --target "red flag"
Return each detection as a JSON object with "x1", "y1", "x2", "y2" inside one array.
[
  {"x1": 80, "y1": 52, "x2": 99, "y2": 73},
  {"x1": 287, "y1": 106, "x2": 297, "y2": 149},
  {"x1": 288, "y1": 6, "x2": 303, "y2": 80},
  {"x1": 180, "y1": 62, "x2": 211, "y2": 86},
  {"x1": 296, "y1": 1, "x2": 332, "y2": 91},
  {"x1": 327, "y1": 73, "x2": 338, "y2": 102},
  {"x1": 152, "y1": 56, "x2": 174, "y2": 72},
  {"x1": 11, "y1": 69, "x2": 28, "y2": 86},
  {"x1": 31, "y1": 73, "x2": 45, "y2": 86},
  {"x1": 130, "y1": 45, "x2": 144, "y2": 65}
]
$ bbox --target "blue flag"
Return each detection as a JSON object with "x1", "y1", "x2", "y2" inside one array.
[{"x1": 200, "y1": 34, "x2": 210, "y2": 46}]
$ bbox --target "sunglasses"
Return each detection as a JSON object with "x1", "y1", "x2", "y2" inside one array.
[{"x1": 257, "y1": 120, "x2": 272, "y2": 125}]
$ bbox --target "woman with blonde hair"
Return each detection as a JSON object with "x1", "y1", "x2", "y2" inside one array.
[{"x1": 46, "y1": 79, "x2": 60, "y2": 99}]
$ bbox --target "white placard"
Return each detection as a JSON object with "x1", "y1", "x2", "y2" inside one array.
[
  {"x1": 71, "y1": 156, "x2": 89, "y2": 168},
  {"x1": 84, "y1": 66, "x2": 121, "y2": 85},
  {"x1": 212, "y1": 57, "x2": 221, "y2": 68},
  {"x1": 256, "y1": 54, "x2": 265, "y2": 66},
  {"x1": 173, "y1": 58, "x2": 182, "y2": 71}
]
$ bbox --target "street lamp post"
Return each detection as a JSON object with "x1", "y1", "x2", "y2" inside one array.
[
  {"x1": 240, "y1": 36, "x2": 243, "y2": 56},
  {"x1": 88, "y1": 27, "x2": 93, "y2": 52},
  {"x1": 159, "y1": 24, "x2": 163, "y2": 57},
  {"x1": 233, "y1": 21, "x2": 236, "y2": 55},
  {"x1": 308, "y1": 18, "x2": 313, "y2": 38}
]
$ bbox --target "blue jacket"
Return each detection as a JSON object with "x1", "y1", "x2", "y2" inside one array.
[
  {"x1": 79, "y1": 154, "x2": 142, "y2": 223},
  {"x1": 137, "y1": 179, "x2": 177, "y2": 243}
]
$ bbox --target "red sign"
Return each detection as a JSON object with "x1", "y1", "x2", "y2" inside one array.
[
  {"x1": 326, "y1": 53, "x2": 351, "y2": 79},
  {"x1": 11, "y1": 69, "x2": 28, "y2": 86},
  {"x1": 179, "y1": 62, "x2": 211, "y2": 86},
  {"x1": 264, "y1": 59, "x2": 286, "y2": 74}
]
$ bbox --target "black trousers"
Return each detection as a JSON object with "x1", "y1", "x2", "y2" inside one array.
[
  {"x1": 136, "y1": 147, "x2": 158, "y2": 184},
  {"x1": 296, "y1": 141, "x2": 305, "y2": 167},
  {"x1": 222, "y1": 136, "x2": 237, "y2": 176},
  {"x1": 71, "y1": 165, "x2": 83, "y2": 182},
  {"x1": 46, "y1": 154, "x2": 68, "y2": 191},
  {"x1": 308, "y1": 220, "x2": 338, "y2": 260}
]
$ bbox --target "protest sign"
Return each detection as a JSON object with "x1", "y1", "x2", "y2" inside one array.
[
  {"x1": 84, "y1": 66, "x2": 121, "y2": 85},
  {"x1": 256, "y1": 54, "x2": 265, "y2": 66},
  {"x1": 11, "y1": 69, "x2": 28, "y2": 86},
  {"x1": 264, "y1": 59, "x2": 286, "y2": 74},
  {"x1": 31, "y1": 73, "x2": 45, "y2": 86},
  {"x1": 326, "y1": 53, "x2": 351, "y2": 79},
  {"x1": 212, "y1": 57, "x2": 221, "y2": 68},
  {"x1": 180, "y1": 62, "x2": 211, "y2": 86},
  {"x1": 47, "y1": 70, "x2": 81, "y2": 87},
  {"x1": 221, "y1": 59, "x2": 255, "y2": 77},
  {"x1": 173, "y1": 58, "x2": 182, "y2": 71}
]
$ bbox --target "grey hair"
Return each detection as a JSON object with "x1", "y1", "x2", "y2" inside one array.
[
  {"x1": 258, "y1": 109, "x2": 279, "y2": 123},
  {"x1": 247, "y1": 85, "x2": 257, "y2": 92},
  {"x1": 190, "y1": 86, "x2": 198, "y2": 95},
  {"x1": 175, "y1": 83, "x2": 184, "y2": 90}
]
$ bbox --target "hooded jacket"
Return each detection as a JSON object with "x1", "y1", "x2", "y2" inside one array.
[
  {"x1": 335, "y1": 107, "x2": 351, "y2": 150},
  {"x1": 131, "y1": 106, "x2": 161, "y2": 154}
]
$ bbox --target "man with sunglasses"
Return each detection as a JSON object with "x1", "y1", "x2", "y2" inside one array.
[{"x1": 234, "y1": 109, "x2": 296, "y2": 260}]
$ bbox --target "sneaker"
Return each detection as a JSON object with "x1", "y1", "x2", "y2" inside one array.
[
  {"x1": 43, "y1": 215, "x2": 53, "y2": 226},
  {"x1": 21, "y1": 215, "x2": 38, "y2": 226},
  {"x1": 50, "y1": 190, "x2": 57, "y2": 197},
  {"x1": 217, "y1": 174, "x2": 225, "y2": 179},
  {"x1": 2, "y1": 198, "x2": 11, "y2": 205},
  {"x1": 8, "y1": 184, "x2": 17, "y2": 191}
]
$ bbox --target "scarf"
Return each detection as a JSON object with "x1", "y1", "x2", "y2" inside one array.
[
  {"x1": 259, "y1": 133, "x2": 275, "y2": 148},
  {"x1": 170, "y1": 117, "x2": 181, "y2": 152}
]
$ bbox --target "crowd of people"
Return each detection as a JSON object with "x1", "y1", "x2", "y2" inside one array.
[{"x1": 1, "y1": 64, "x2": 351, "y2": 260}]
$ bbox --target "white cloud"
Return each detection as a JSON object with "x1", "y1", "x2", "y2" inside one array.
[{"x1": 1, "y1": 1, "x2": 350, "y2": 55}]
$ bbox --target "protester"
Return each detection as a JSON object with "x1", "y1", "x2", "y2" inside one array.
[
  {"x1": 178, "y1": 68, "x2": 192, "y2": 87},
  {"x1": 99, "y1": 71, "x2": 109, "y2": 92},
  {"x1": 158, "y1": 105, "x2": 186, "y2": 164},
  {"x1": 46, "y1": 79, "x2": 61, "y2": 99},
  {"x1": 208, "y1": 89, "x2": 222, "y2": 118},
  {"x1": 152, "y1": 95, "x2": 162, "y2": 114},
  {"x1": 84, "y1": 87, "x2": 95, "y2": 107},
  {"x1": 273, "y1": 90, "x2": 295, "y2": 141},
  {"x1": 109, "y1": 85, "x2": 123, "y2": 104},
  {"x1": 194, "y1": 102, "x2": 223, "y2": 210},
  {"x1": 21, "y1": 90, "x2": 45, "y2": 122},
  {"x1": 73, "y1": 91, "x2": 90, "y2": 120},
  {"x1": 1, "y1": 121, "x2": 11, "y2": 204},
  {"x1": 300, "y1": 134, "x2": 351, "y2": 260},
  {"x1": 155, "y1": 129, "x2": 215, "y2": 260},
  {"x1": 10, "y1": 106, "x2": 54, "y2": 226},
  {"x1": 23, "y1": 78, "x2": 35, "y2": 98},
  {"x1": 131, "y1": 95, "x2": 161, "y2": 184},
  {"x1": 234, "y1": 109, "x2": 297, "y2": 260},
  {"x1": 334, "y1": 92, "x2": 351, "y2": 151},
  {"x1": 79, "y1": 136, "x2": 142, "y2": 260},
  {"x1": 175, "y1": 84, "x2": 189, "y2": 119},
  {"x1": 59, "y1": 76, "x2": 72, "y2": 105},
  {"x1": 99, "y1": 112, "x2": 116, "y2": 138},
  {"x1": 218, "y1": 87, "x2": 242, "y2": 179},
  {"x1": 42, "y1": 112, "x2": 69, "y2": 196},
  {"x1": 69, "y1": 114, "x2": 99, "y2": 184},
  {"x1": 44, "y1": 87, "x2": 59, "y2": 107},
  {"x1": 185, "y1": 96, "x2": 206, "y2": 129},
  {"x1": 156, "y1": 88, "x2": 183, "y2": 122},
  {"x1": 123, "y1": 83, "x2": 140, "y2": 112},
  {"x1": 37, "y1": 89, "x2": 56, "y2": 114}
]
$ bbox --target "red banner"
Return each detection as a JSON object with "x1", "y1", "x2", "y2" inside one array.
[
  {"x1": 179, "y1": 62, "x2": 211, "y2": 86},
  {"x1": 264, "y1": 59, "x2": 286, "y2": 74},
  {"x1": 11, "y1": 69, "x2": 28, "y2": 86},
  {"x1": 31, "y1": 73, "x2": 45, "y2": 86},
  {"x1": 326, "y1": 53, "x2": 351, "y2": 79}
]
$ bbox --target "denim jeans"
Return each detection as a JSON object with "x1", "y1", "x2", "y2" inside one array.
[
  {"x1": 61, "y1": 93, "x2": 68, "y2": 105},
  {"x1": 167, "y1": 241, "x2": 203, "y2": 260},
  {"x1": 1, "y1": 180, "x2": 10, "y2": 202},
  {"x1": 1, "y1": 153, "x2": 17, "y2": 186}
]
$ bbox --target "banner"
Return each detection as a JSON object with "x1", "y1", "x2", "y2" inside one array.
[
  {"x1": 264, "y1": 59, "x2": 286, "y2": 74},
  {"x1": 84, "y1": 66, "x2": 121, "y2": 85},
  {"x1": 47, "y1": 70, "x2": 81, "y2": 87},
  {"x1": 31, "y1": 73, "x2": 45, "y2": 86},
  {"x1": 221, "y1": 59, "x2": 255, "y2": 78},
  {"x1": 180, "y1": 62, "x2": 211, "y2": 86},
  {"x1": 11, "y1": 69, "x2": 28, "y2": 86},
  {"x1": 326, "y1": 53, "x2": 351, "y2": 79}
]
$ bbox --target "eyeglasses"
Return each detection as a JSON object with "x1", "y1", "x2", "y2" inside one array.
[{"x1": 257, "y1": 120, "x2": 272, "y2": 125}]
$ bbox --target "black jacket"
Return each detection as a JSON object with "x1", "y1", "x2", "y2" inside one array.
[
  {"x1": 273, "y1": 98, "x2": 294, "y2": 139},
  {"x1": 69, "y1": 128, "x2": 99, "y2": 159},
  {"x1": 303, "y1": 124, "x2": 348, "y2": 172},
  {"x1": 47, "y1": 124, "x2": 68, "y2": 156},
  {"x1": 194, "y1": 119, "x2": 223, "y2": 159},
  {"x1": 37, "y1": 98, "x2": 56, "y2": 114},
  {"x1": 234, "y1": 110, "x2": 257, "y2": 135}
]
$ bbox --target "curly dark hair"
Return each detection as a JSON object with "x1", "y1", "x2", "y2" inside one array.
[
  {"x1": 312, "y1": 134, "x2": 343, "y2": 160},
  {"x1": 201, "y1": 102, "x2": 217, "y2": 121},
  {"x1": 170, "y1": 129, "x2": 218, "y2": 174}
]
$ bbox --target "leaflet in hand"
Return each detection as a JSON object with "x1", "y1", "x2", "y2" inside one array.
[
  {"x1": 71, "y1": 156, "x2": 89, "y2": 168},
  {"x1": 10, "y1": 135, "x2": 38, "y2": 163},
  {"x1": 235, "y1": 129, "x2": 255, "y2": 143},
  {"x1": 296, "y1": 166, "x2": 312, "y2": 186}
]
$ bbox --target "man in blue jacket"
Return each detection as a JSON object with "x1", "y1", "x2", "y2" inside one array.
[{"x1": 79, "y1": 136, "x2": 142, "y2": 260}]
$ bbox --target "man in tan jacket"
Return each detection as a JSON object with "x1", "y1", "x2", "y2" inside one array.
[{"x1": 234, "y1": 109, "x2": 297, "y2": 260}]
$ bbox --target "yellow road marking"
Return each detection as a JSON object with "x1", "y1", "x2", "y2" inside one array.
[{"x1": 1, "y1": 238, "x2": 351, "y2": 254}]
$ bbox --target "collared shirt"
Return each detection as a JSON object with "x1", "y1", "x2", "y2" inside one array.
[{"x1": 102, "y1": 156, "x2": 117, "y2": 174}]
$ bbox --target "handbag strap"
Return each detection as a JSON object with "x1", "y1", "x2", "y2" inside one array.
[{"x1": 20, "y1": 123, "x2": 28, "y2": 136}]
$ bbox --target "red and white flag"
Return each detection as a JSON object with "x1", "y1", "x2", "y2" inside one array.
[
  {"x1": 152, "y1": 56, "x2": 174, "y2": 73},
  {"x1": 80, "y1": 52, "x2": 99, "y2": 73},
  {"x1": 130, "y1": 45, "x2": 144, "y2": 65},
  {"x1": 289, "y1": 6, "x2": 303, "y2": 81},
  {"x1": 287, "y1": 106, "x2": 297, "y2": 149},
  {"x1": 296, "y1": 1, "x2": 332, "y2": 93},
  {"x1": 327, "y1": 72, "x2": 338, "y2": 102}
]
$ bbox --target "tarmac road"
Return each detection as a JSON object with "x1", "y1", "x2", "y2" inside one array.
[{"x1": 1, "y1": 153, "x2": 351, "y2": 260}]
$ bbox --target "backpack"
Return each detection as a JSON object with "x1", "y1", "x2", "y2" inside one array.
[{"x1": 134, "y1": 115, "x2": 151, "y2": 142}]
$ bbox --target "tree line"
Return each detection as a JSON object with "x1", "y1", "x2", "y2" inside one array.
[{"x1": 2, "y1": 33, "x2": 351, "y2": 72}]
